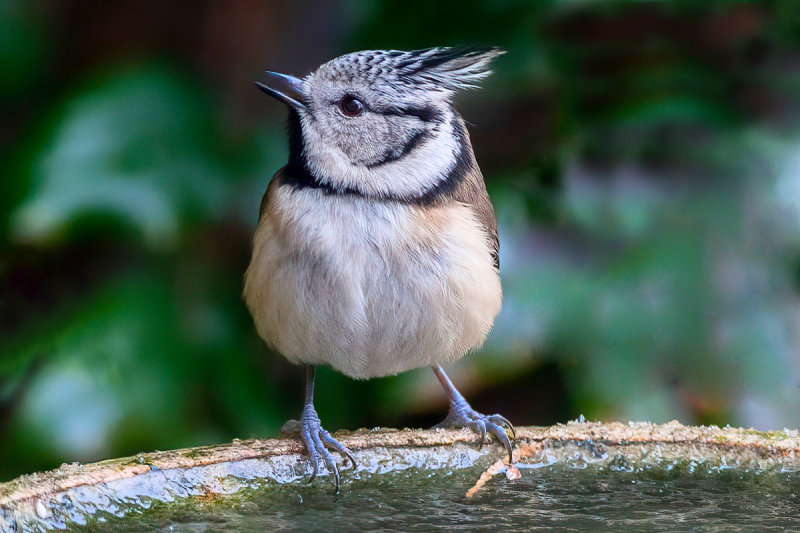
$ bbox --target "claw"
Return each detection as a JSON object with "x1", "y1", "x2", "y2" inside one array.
[
  {"x1": 307, "y1": 452, "x2": 320, "y2": 483},
  {"x1": 489, "y1": 414, "x2": 517, "y2": 440},
  {"x1": 476, "y1": 420, "x2": 488, "y2": 451},
  {"x1": 298, "y1": 407, "x2": 356, "y2": 493},
  {"x1": 434, "y1": 399, "x2": 516, "y2": 463},
  {"x1": 322, "y1": 432, "x2": 358, "y2": 469},
  {"x1": 319, "y1": 445, "x2": 340, "y2": 494},
  {"x1": 486, "y1": 420, "x2": 514, "y2": 463},
  {"x1": 431, "y1": 365, "x2": 516, "y2": 464}
]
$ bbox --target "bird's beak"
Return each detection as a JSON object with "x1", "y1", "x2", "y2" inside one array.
[{"x1": 255, "y1": 71, "x2": 307, "y2": 111}]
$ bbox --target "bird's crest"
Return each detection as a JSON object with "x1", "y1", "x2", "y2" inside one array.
[
  {"x1": 314, "y1": 47, "x2": 505, "y2": 93},
  {"x1": 395, "y1": 47, "x2": 505, "y2": 90}
]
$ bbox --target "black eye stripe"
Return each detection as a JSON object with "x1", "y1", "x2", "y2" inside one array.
[
  {"x1": 373, "y1": 105, "x2": 443, "y2": 123},
  {"x1": 327, "y1": 99, "x2": 443, "y2": 124}
]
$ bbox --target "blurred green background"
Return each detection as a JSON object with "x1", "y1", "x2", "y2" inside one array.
[{"x1": 3, "y1": 0, "x2": 800, "y2": 481}]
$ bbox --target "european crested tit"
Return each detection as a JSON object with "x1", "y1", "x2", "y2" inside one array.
[{"x1": 244, "y1": 47, "x2": 513, "y2": 492}]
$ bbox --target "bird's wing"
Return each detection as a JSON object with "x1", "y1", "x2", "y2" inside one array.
[
  {"x1": 451, "y1": 165, "x2": 499, "y2": 270},
  {"x1": 258, "y1": 167, "x2": 286, "y2": 223}
]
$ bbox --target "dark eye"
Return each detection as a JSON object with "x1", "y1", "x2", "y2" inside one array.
[{"x1": 338, "y1": 95, "x2": 364, "y2": 117}]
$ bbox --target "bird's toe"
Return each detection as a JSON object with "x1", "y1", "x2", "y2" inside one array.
[
  {"x1": 435, "y1": 401, "x2": 516, "y2": 462},
  {"x1": 299, "y1": 416, "x2": 355, "y2": 493}
]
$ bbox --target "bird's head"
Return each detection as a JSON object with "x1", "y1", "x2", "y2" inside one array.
[{"x1": 257, "y1": 47, "x2": 503, "y2": 200}]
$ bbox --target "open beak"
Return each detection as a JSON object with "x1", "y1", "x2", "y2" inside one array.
[{"x1": 255, "y1": 71, "x2": 307, "y2": 111}]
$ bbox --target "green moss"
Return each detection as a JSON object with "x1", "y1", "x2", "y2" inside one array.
[
  {"x1": 740, "y1": 429, "x2": 787, "y2": 441},
  {"x1": 181, "y1": 448, "x2": 213, "y2": 460}
]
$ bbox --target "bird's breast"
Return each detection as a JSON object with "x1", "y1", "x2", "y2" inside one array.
[{"x1": 243, "y1": 185, "x2": 501, "y2": 378}]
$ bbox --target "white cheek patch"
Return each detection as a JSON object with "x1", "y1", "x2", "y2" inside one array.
[{"x1": 301, "y1": 112, "x2": 458, "y2": 199}]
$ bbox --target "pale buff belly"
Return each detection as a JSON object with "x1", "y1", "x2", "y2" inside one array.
[{"x1": 243, "y1": 189, "x2": 502, "y2": 379}]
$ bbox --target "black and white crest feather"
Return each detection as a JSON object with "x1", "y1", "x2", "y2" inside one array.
[
  {"x1": 396, "y1": 47, "x2": 505, "y2": 90},
  {"x1": 314, "y1": 47, "x2": 505, "y2": 93}
]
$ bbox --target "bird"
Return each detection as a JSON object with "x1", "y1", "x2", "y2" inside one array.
[{"x1": 244, "y1": 47, "x2": 514, "y2": 492}]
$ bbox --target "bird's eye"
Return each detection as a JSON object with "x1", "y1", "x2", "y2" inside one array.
[{"x1": 338, "y1": 95, "x2": 365, "y2": 117}]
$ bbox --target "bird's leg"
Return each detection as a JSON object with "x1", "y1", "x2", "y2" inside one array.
[
  {"x1": 432, "y1": 364, "x2": 516, "y2": 462},
  {"x1": 298, "y1": 365, "x2": 356, "y2": 493}
]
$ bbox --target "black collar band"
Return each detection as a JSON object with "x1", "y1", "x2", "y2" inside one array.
[{"x1": 282, "y1": 112, "x2": 472, "y2": 207}]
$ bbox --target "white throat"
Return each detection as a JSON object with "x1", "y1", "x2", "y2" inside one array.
[{"x1": 300, "y1": 114, "x2": 460, "y2": 198}]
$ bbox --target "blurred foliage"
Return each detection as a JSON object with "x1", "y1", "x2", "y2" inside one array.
[{"x1": 3, "y1": 0, "x2": 800, "y2": 481}]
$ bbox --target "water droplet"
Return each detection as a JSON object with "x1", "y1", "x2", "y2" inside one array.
[
  {"x1": 568, "y1": 452, "x2": 588, "y2": 470},
  {"x1": 608, "y1": 454, "x2": 634, "y2": 473}
]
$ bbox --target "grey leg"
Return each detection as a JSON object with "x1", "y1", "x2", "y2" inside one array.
[
  {"x1": 432, "y1": 364, "x2": 516, "y2": 462},
  {"x1": 299, "y1": 365, "x2": 356, "y2": 493}
]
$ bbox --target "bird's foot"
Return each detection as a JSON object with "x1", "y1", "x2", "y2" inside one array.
[
  {"x1": 435, "y1": 397, "x2": 516, "y2": 462},
  {"x1": 299, "y1": 404, "x2": 356, "y2": 493}
]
